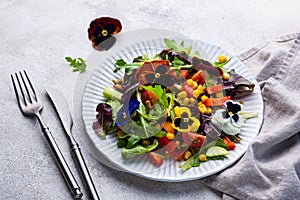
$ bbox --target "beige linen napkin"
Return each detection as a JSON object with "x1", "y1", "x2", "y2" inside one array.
[{"x1": 202, "y1": 33, "x2": 300, "y2": 200}]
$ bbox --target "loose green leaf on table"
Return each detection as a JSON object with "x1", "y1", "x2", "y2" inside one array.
[{"x1": 65, "y1": 56, "x2": 87, "y2": 73}]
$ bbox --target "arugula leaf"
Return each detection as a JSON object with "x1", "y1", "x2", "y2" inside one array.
[
  {"x1": 127, "y1": 135, "x2": 141, "y2": 149},
  {"x1": 137, "y1": 103, "x2": 165, "y2": 121},
  {"x1": 65, "y1": 56, "x2": 87, "y2": 73},
  {"x1": 164, "y1": 38, "x2": 179, "y2": 50},
  {"x1": 179, "y1": 138, "x2": 228, "y2": 171},
  {"x1": 214, "y1": 58, "x2": 231, "y2": 69},
  {"x1": 142, "y1": 85, "x2": 168, "y2": 109},
  {"x1": 114, "y1": 59, "x2": 141, "y2": 73},
  {"x1": 171, "y1": 56, "x2": 185, "y2": 67},
  {"x1": 121, "y1": 139, "x2": 159, "y2": 160},
  {"x1": 155, "y1": 131, "x2": 167, "y2": 138},
  {"x1": 164, "y1": 39, "x2": 193, "y2": 55}
]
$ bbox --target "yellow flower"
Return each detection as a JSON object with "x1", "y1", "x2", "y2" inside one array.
[{"x1": 172, "y1": 107, "x2": 200, "y2": 132}]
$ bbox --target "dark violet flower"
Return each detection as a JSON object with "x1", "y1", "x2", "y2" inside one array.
[
  {"x1": 224, "y1": 100, "x2": 242, "y2": 124},
  {"x1": 116, "y1": 99, "x2": 140, "y2": 127},
  {"x1": 135, "y1": 60, "x2": 177, "y2": 87},
  {"x1": 88, "y1": 17, "x2": 122, "y2": 51}
]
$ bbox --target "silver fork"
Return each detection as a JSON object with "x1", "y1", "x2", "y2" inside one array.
[{"x1": 11, "y1": 70, "x2": 83, "y2": 199}]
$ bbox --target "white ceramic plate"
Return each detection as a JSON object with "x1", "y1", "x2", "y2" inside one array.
[{"x1": 81, "y1": 37, "x2": 264, "y2": 182}]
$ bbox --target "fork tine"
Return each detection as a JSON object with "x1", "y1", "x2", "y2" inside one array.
[
  {"x1": 16, "y1": 71, "x2": 29, "y2": 106},
  {"x1": 11, "y1": 73, "x2": 24, "y2": 108},
  {"x1": 23, "y1": 70, "x2": 38, "y2": 102},
  {"x1": 19, "y1": 70, "x2": 35, "y2": 103}
]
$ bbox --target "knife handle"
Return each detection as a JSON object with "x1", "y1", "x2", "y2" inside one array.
[
  {"x1": 42, "y1": 126, "x2": 83, "y2": 199},
  {"x1": 71, "y1": 143, "x2": 100, "y2": 200}
]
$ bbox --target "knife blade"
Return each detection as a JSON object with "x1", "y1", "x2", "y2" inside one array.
[{"x1": 45, "y1": 86, "x2": 100, "y2": 200}]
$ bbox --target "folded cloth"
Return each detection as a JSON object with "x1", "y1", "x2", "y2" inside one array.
[{"x1": 202, "y1": 33, "x2": 300, "y2": 200}]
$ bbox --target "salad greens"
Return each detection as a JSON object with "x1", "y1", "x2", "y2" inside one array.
[
  {"x1": 93, "y1": 39, "x2": 257, "y2": 171},
  {"x1": 65, "y1": 56, "x2": 87, "y2": 73}
]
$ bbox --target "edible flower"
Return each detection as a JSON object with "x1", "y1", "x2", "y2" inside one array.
[
  {"x1": 172, "y1": 107, "x2": 200, "y2": 132},
  {"x1": 224, "y1": 100, "x2": 243, "y2": 127},
  {"x1": 211, "y1": 100, "x2": 258, "y2": 135},
  {"x1": 88, "y1": 17, "x2": 122, "y2": 51},
  {"x1": 135, "y1": 60, "x2": 177, "y2": 87},
  {"x1": 116, "y1": 99, "x2": 140, "y2": 127}
]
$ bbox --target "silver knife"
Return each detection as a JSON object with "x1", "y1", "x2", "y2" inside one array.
[{"x1": 45, "y1": 86, "x2": 100, "y2": 200}]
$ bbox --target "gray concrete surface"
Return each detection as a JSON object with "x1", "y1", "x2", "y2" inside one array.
[{"x1": 1, "y1": 0, "x2": 300, "y2": 199}]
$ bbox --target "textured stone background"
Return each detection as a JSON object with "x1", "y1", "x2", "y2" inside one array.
[{"x1": 1, "y1": 0, "x2": 300, "y2": 199}]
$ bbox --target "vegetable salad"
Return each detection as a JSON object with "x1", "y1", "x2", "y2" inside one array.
[{"x1": 92, "y1": 39, "x2": 257, "y2": 171}]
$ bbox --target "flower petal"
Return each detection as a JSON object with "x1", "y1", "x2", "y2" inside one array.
[
  {"x1": 155, "y1": 74, "x2": 175, "y2": 87},
  {"x1": 188, "y1": 117, "x2": 200, "y2": 132},
  {"x1": 174, "y1": 107, "x2": 191, "y2": 117},
  {"x1": 225, "y1": 100, "x2": 242, "y2": 113},
  {"x1": 88, "y1": 17, "x2": 122, "y2": 51}
]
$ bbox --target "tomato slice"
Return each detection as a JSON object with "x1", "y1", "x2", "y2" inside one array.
[
  {"x1": 158, "y1": 136, "x2": 177, "y2": 153},
  {"x1": 148, "y1": 152, "x2": 163, "y2": 167},
  {"x1": 182, "y1": 132, "x2": 206, "y2": 148},
  {"x1": 180, "y1": 69, "x2": 189, "y2": 79}
]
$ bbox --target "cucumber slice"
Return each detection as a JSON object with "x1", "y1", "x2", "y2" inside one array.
[{"x1": 206, "y1": 146, "x2": 229, "y2": 157}]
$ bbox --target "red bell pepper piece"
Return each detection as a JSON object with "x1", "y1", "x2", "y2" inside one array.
[
  {"x1": 204, "y1": 96, "x2": 232, "y2": 107},
  {"x1": 205, "y1": 84, "x2": 223, "y2": 95},
  {"x1": 191, "y1": 70, "x2": 206, "y2": 85},
  {"x1": 223, "y1": 136, "x2": 236, "y2": 150}
]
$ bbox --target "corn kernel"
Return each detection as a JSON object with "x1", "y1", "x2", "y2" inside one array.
[
  {"x1": 201, "y1": 95, "x2": 209, "y2": 102},
  {"x1": 117, "y1": 131, "x2": 124, "y2": 137},
  {"x1": 138, "y1": 85, "x2": 144, "y2": 91},
  {"x1": 184, "y1": 150, "x2": 192, "y2": 160},
  {"x1": 222, "y1": 72, "x2": 230, "y2": 80},
  {"x1": 199, "y1": 154, "x2": 207, "y2": 161},
  {"x1": 189, "y1": 98, "x2": 196, "y2": 105},
  {"x1": 187, "y1": 79, "x2": 194, "y2": 87},
  {"x1": 205, "y1": 107, "x2": 212, "y2": 114},
  {"x1": 177, "y1": 91, "x2": 187, "y2": 99},
  {"x1": 142, "y1": 140, "x2": 151, "y2": 145},
  {"x1": 198, "y1": 103, "x2": 207, "y2": 114},
  {"x1": 218, "y1": 55, "x2": 227, "y2": 63},
  {"x1": 183, "y1": 98, "x2": 190, "y2": 106},
  {"x1": 193, "y1": 89, "x2": 202, "y2": 98},
  {"x1": 197, "y1": 84, "x2": 204, "y2": 92},
  {"x1": 175, "y1": 141, "x2": 181, "y2": 149},
  {"x1": 192, "y1": 81, "x2": 198, "y2": 89},
  {"x1": 145, "y1": 100, "x2": 152, "y2": 108},
  {"x1": 166, "y1": 132, "x2": 175, "y2": 140}
]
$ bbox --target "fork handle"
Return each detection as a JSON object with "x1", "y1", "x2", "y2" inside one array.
[{"x1": 43, "y1": 126, "x2": 83, "y2": 199}]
